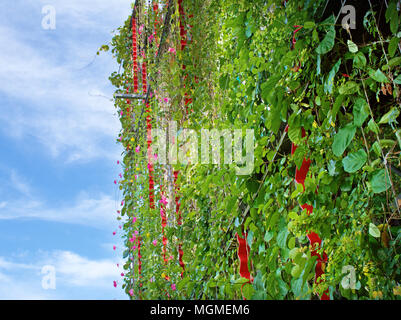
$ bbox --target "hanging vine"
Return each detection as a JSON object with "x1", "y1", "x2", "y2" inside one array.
[{"x1": 108, "y1": 0, "x2": 401, "y2": 300}]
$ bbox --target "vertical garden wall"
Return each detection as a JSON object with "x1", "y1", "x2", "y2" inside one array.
[{"x1": 108, "y1": 0, "x2": 401, "y2": 300}]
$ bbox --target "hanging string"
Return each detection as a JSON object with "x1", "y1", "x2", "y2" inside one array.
[
  {"x1": 286, "y1": 125, "x2": 330, "y2": 300},
  {"x1": 137, "y1": 237, "x2": 142, "y2": 299},
  {"x1": 141, "y1": 59, "x2": 155, "y2": 209},
  {"x1": 173, "y1": 170, "x2": 185, "y2": 277},
  {"x1": 132, "y1": 14, "x2": 139, "y2": 93},
  {"x1": 177, "y1": 0, "x2": 194, "y2": 114}
]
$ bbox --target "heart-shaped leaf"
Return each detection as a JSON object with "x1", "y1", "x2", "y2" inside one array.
[
  {"x1": 332, "y1": 124, "x2": 357, "y2": 157},
  {"x1": 369, "y1": 223, "x2": 380, "y2": 238},
  {"x1": 342, "y1": 149, "x2": 367, "y2": 173}
]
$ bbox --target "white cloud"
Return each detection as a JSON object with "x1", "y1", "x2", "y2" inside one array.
[
  {"x1": 10, "y1": 170, "x2": 32, "y2": 197},
  {"x1": 0, "y1": 0, "x2": 129, "y2": 163},
  {"x1": 0, "y1": 190, "x2": 121, "y2": 230},
  {"x1": 0, "y1": 250, "x2": 127, "y2": 299},
  {"x1": 44, "y1": 250, "x2": 121, "y2": 287}
]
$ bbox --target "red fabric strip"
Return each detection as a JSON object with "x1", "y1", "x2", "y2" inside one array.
[
  {"x1": 290, "y1": 126, "x2": 330, "y2": 300},
  {"x1": 236, "y1": 233, "x2": 253, "y2": 300},
  {"x1": 132, "y1": 17, "x2": 139, "y2": 93}
]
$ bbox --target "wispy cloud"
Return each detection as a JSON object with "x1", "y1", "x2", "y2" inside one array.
[
  {"x1": 10, "y1": 170, "x2": 32, "y2": 197},
  {"x1": 0, "y1": 250, "x2": 126, "y2": 299},
  {"x1": 0, "y1": 0, "x2": 129, "y2": 163},
  {"x1": 0, "y1": 190, "x2": 121, "y2": 230}
]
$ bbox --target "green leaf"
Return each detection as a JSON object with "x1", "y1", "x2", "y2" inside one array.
[
  {"x1": 277, "y1": 228, "x2": 289, "y2": 249},
  {"x1": 264, "y1": 230, "x2": 273, "y2": 242},
  {"x1": 378, "y1": 107, "x2": 400, "y2": 124},
  {"x1": 388, "y1": 57, "x2": 401, "y2": 68},
  {"x1": 324, "y1": 59, "x2": 341, "y2": 94},
  {"x1": 331, "y1": 94, "x2": 345, "y2": 121},
  {"x1": 291, "y1": 265, "x2": 303, "y2": 278},
  {"x1": 288, "y1": 237, "x2": 295, "y2": 249},
  {"x1": 371, "y1": 141, "x2": 382, "y2": 156},
  {"x1": 388, "y1": 37, "x2": 400, "y2": 57},
  {"x1": 247, "y1": 230, "x2": 254, "y2": 247},
  {"x1": 316, "y1": 22, "x2": 336, "y2": 55},
  {"x1": 394, "y1": 74, "x2": 401, "y2": 85},
  {"x1": 390, "y1": 10, "x2": 399, "y2": 34},
  {"x1": 353, "y1": 98, "x2": 369, "y2": 127},
  {"x1": 369, "y1": 69, "x2": 389, "y2": 83},
  {"x1": 328, "y1": 159, "x2": 338, "y2": 176},
  {"x1": 339, "y1": 81, "x2": 358, "y2": 95},
  {"x1": 304, "y1": 21, "x2": 315, "y2": 29},
  {"x1": 242, "y1": 283, "x2": 254, "y2": 300},
  {"x1": 369, "y1": 223, "x2": 380, "y2": 238},
  {"x1": 288, "y1": 126, "x2": 302, "y2": 145},
  {"x1": 347, "y1": 40, "x2": 358, "y2": 53},
  {"x1": 316, "y1": 54, "x2": 321, "y2": 75},
  {"x1": 370, "y1": 169, "x2": 391, "y2": 193},
  {"x1": 367, "y1": 119, "x2": 379, "y2": 134},
  {"x1": 332, "y1": 124, "x2": 357, "y2": 157},
  {"x1": 342, "y1": 149, "x2": 367, "y2": 173},
  {"x1": 353, "y1": 52, "x2": 367, "y2": 69}
]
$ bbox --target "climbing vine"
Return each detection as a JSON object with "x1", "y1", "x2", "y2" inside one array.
[{"x1": 108, "y1": 0, "x2": 401, "y2": 300}]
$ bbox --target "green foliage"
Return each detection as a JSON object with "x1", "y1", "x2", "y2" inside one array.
[{"x1": 109, "y1": 0, "x2": 401, "y2": 300}]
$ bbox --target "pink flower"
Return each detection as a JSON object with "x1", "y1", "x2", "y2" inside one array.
[
  {"x1": 120, "y1": 111, "x2": 123, "y2": 116},
  {"x1": 152, "y1": 239, "x2": 157, "y2": 246},
  {"x1": 119, "y1": 225, "x2": 122, "y2": 229},
  {"x1": 113, "y1": 231, "x2": 116, "y2": 236},
  {"x1": 121, "y1": 273, "x2": 124, "y2": 277},
  {"x1": 113, "y1": 281, "x2": 117, "y2": 288},
  {"x1": 117, "y1": 263, "x2": 119, "y2": 267},
  {"x1": 117, "y1": 160, "x2": 120, "y2": 165},
  {"x1": 132, "y1": 217, "x2": 137, "y2": 223},
  {"x1": 168, "y1": 47, "x2": 176, "y2": 54},
  {"x1": 114, "y1": 180, "x2": 117, "y2": 184},
  {"x1": 171, "y1": 283, "x2": 176, "y2": 291},
  {"x1": 169, "y1": 255, "x2": 173, "y2": 260},
  {"x1": 121, "y1": 200, "x2": 124, "y2": 206},
  {"x1": 129, "y1": 289, "x2": 134, "y2": 296},
  {"x1": 160, "y1": 195, "x2": 168, "y2": 205},
  {"x1": 138, "y1": 24, "x2": 144, "y2": 34},
  {"x1": 135, "y1": 145, "x2": 140, "y2": 153},
  {"x1": 117, "y1": 210, "x2": 120, "y2": 214},
  {"x1": 119, "y1": 136, "x2": 122, "y2": 141},
  {"x1": 160, "y1": 208, "x2": 164, "y2": 217},
  {"x1": 119, "y1": 173, "x2": 122, "y2": 178},
  {"x1": 154, "y1": 154, "x2": 158, "y2": 160},
  {"x1": 134, "y1": 230, "x2": 139, "y2": 235},
  {"x1": 113, "y1": 245, "x2": 116, "y2": 250},
  {"x1": 148, "y1": 34, "x2": 154, "y2": 43},
  {"x1": 132, "y1": 245, "x2": 136, "y2": 250},
  {"x1": 163, "y1": 97, "x2": 169, "y2": 103},
  {"x1": 134, "y1": 175, "x2": 137, "y2": 180}
]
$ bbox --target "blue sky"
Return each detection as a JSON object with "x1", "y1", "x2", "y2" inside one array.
[{"x1": 0, "y1": 0, "x2": 133, "y2": 299}]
